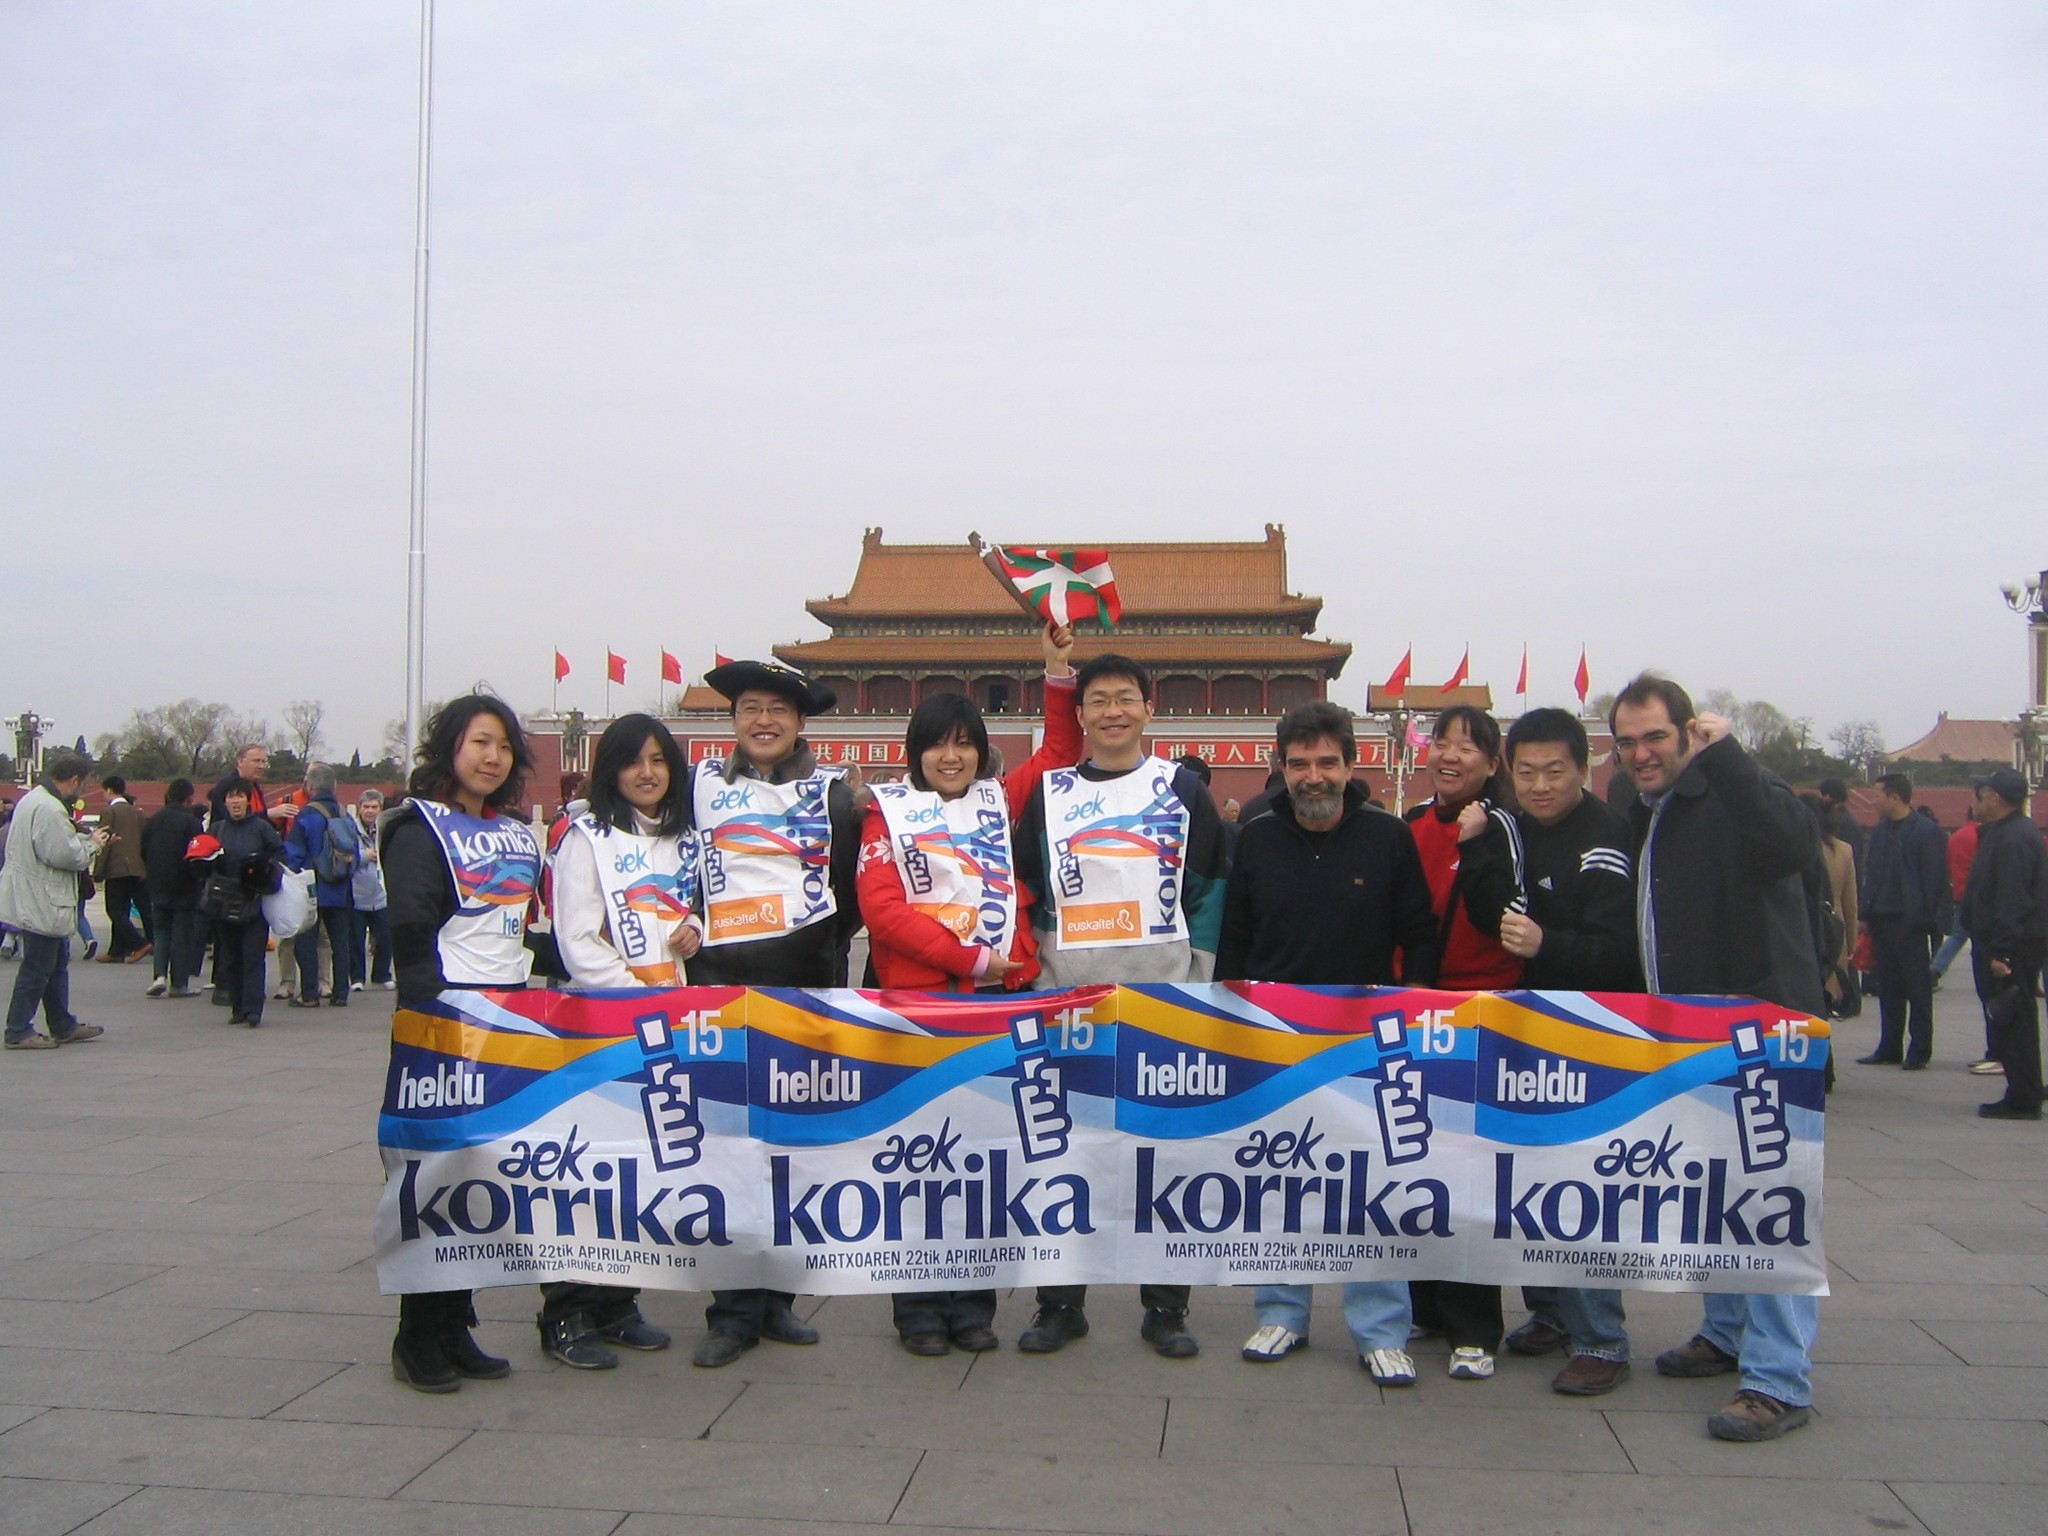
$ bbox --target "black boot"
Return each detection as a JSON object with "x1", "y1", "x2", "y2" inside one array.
[{"x1": 392, "y1": 1329, "x2": 459, "y2": 1393}]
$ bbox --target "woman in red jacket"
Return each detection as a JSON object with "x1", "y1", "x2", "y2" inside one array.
[
  {"x1": 856, "y1": 619, "x2": 1080, "y2": 1354},
  {"x1": 1403, "y1": 704, "x2": 1527, "y2": 1383},
  {"x1": 857, "y1": 619, "x2": 1080, "y2": 995}
]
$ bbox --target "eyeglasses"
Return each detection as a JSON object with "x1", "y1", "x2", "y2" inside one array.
[
  {"x1": 735, "y1": 700, "x2": 798, "y2": 721},
  {"x1": 1083, "y1": 692, "x2": 1146, "y2": 710},
  {"x1": 1612, "y1": 729, "x2": 1676, "y2": 754}
]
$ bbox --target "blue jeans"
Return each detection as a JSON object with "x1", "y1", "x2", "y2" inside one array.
[
  {"x1": 1698, "y1": 1292, "x2": 1819, "y2": 1407},
  {"x1": 1254, "y1": 1281, "x2": 1412, "y2": 1354},
  {"x1": 5, "y1": 932, "x2": 77, "y2": 1041},
  {"x1": 1555, "y1": 1287, "x2": 1629, "y2": 1361},
  {"x1": 1931, "y1": 908, "x2": 1969, "y2": 978}
]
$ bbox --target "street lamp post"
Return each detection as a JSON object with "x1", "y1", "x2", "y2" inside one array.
[{"x1": 2002, "y1": 569, "x2": 2048, "y2": 788}]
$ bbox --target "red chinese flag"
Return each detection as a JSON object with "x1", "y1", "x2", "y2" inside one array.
[
  {"x1": 606, "y1": 650, "x2": 627, "y2": 685},
  {"x1": 553, "y1": 650, "x2": 570, "y2": 682},
  {"x1": 715, "y1": 651, "x2": 734, "y2": 668},
  {"x1": 1574, "y1": 647, "x2": 1591, "y2": 705},
  {"x1": 1383, "y1": 647, "x2": 1412, "y2": 696},
  {"x1": 1515, "y1": 645, "x2": 1528, "y2": 696},
  {"x1": 1441, "y1": 647, "x2": 1470, "y2": 691},
  {"x1": 660, "y1": 649, "x2": 683, "y2": 685}
]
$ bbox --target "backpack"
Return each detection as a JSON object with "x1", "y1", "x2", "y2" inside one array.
[{"x1": 312, "y1": 807, "x2": 360, "y2": 884}]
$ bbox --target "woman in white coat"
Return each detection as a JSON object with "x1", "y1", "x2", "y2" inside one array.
[{"x1": 539, "y1": 712, "x2": 702, "y2": 1367}]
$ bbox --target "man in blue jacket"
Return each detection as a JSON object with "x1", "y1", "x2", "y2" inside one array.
[
  {"x1": 281, "y1": 762, "x2": 356, "y2": 1008},
  {"x1": 1856, "y1": 774, "x2": 1949, "y2": 1069}
]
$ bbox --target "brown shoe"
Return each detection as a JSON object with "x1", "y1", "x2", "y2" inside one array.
[
  {"x1": 1504, "y1": 1317, "x2": 1571, "y2": 1356},
  {"x1": 1552, "y1": 1353, "x2": 1631, "y2": 1396},
  {"x1": 1654, "y1": 1334, "x2": 1738, "y2": 1378},
  {"x1": 1708, "y1": 1388, "x2": 1810, "y2": 1441}
]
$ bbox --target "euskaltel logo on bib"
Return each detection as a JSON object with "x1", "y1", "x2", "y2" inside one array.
[
  {"x1": 710, "y1": 894, "x2": 786, "y2": 938},
  {"x1": 1061, "y1": 900, "x2": 1140, "y2": 945}
]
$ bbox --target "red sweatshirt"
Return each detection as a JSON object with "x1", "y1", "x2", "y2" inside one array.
[
  {"x1": 1404, "y1": 798, "x2": 1525, "y2": 990},
  {"x1": 858, "y1": 674, "x2": 1082, "y2": 991}
]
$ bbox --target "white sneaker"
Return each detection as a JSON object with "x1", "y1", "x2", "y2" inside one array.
[
  {"x1": 143, "y1": 977, "x2": 168, "y2": 998},
  {"x1": 377, "y1": 979, "x2": 396, "y2": 991},
  {"x1": 1448, "y1": 1346, "x2": 1496, "y2": 1380},
  {"x1": 1969, "y1": 1060, "x2": 2006, "y2": 1076},
  {"x1": 274, "y1": 983, "x2": 295, "y2": 1001},
  {"x1": 1361, "y1": 1347, "x2": 1417, "y2": 1386},
  {"x1": 351, "y1": 981, "x2": 365, "y2": 993},
  {"x1": 1241, "y1": 1324, "x2": 1306, "y2": 1362}
]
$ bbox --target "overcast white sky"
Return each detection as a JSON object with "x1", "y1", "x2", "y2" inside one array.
[{"x1": 4, "y1": 2, "x2": 2043, "y2": 763}]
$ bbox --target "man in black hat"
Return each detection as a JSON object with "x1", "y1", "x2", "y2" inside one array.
[
  {"x1": 1965, "y1": 768, "x2": 2047, "y2": 1120},
  {"x1": 687, "y1": 658, "x2": 864, "y2": 1367}
]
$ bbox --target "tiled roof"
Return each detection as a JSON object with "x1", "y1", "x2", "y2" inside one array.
[
  {"x1": 1885, "y1": 714, "x2": 2019, "y2": 765},
  {"x1": 774, "y1": 634, "x2": 1351, "y2": 670},
  {"x1": 807, "y1": 526, "x2": 1323, "y2": 621},
  {"x1": 1364, "y1": 684, "x2": 1498, "y2": 713}
]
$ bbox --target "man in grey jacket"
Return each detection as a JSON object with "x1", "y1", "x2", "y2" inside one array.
[{"x1": 0, "y1": 752, "x2": 110, "y2": 1049}]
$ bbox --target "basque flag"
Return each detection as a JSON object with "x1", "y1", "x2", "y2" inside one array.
[{"x1": 982, "y1": 545, "x2": 1123, "y2": 630}]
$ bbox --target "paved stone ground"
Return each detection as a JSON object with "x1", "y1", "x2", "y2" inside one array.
[{"x1": 2, "y1": 958, "x2": 2045, "y2": 1535}]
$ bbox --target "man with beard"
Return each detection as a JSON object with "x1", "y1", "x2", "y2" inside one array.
[{"x1": 1216, "y1": 701, "x2": 1440, "y2": 1385}]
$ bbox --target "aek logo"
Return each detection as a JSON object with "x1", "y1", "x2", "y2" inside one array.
[
  {"x1": 708, "y1": 787, "x2": 754, "y2": 811},
  {"x1": 901, "y1": 803, "x2": 943, "y2": 825},
  {"x1": 612, "y1": 847, "x2": 651, "y2": 874},
  {"x1": 1063, "y1": 793, "x2": 1106, "y2": 822}
]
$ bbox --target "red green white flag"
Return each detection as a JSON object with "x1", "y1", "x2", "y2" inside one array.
[{"x1": 982, "y1": 545, "x2": 1123, "y2": 630}]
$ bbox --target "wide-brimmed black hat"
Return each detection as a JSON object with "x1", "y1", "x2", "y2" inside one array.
[{"x1": 704, "y1": 658, "x2": 837, "y2": 716}]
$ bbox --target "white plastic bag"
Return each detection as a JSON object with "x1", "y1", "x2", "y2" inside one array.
[{"x1": 263, "y1": 867, "x2": 316, "y2": 941}]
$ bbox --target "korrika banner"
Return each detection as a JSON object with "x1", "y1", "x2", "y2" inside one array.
[{"x1": 375, "y1": 985, "x2": 1829, "y2": 1297}]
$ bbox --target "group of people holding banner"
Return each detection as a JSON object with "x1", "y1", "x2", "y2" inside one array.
[{"x1": 376, "y1": 622, "x2": 1832, "y2": 1444}]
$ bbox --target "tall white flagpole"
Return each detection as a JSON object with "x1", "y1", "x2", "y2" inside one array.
[{"x1": 402, "y1": 0, "x2": 436, "y2": 764}]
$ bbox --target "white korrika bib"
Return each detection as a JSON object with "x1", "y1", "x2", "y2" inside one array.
[
  {"x1": 1042, "y1": 759, "x2": 1190, "y2": 951},
  {"x1": 568, "y1": 813, "x2": 700, "y2": 984},
  {"x1": 691, "y1": 759, "x2": 839, "y2": 947},
  {"x1": 871, "y1": 778, "x2": 1016, "y2": 953},
  {"x1": 408, "y1": 801, "x2": 542, "y2": 986}
]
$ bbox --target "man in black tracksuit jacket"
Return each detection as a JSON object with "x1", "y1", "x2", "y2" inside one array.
[{"x1": 1486, "y1": 708, "x2": 1642, "y2": 1394}]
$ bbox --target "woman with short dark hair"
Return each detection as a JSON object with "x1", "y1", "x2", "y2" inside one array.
[{"x1": 856, "y1": 620, "x2": 1081, "y2": 1355}]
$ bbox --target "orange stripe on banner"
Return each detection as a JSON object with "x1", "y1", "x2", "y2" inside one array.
[{"x1": 392, "y1": 1009, "x2": 620, "y2": 1070}]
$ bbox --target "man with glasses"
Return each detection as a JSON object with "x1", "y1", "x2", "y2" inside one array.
[
  {"x1": 1011, "y1": 652, "x2": 1227, "y2": 1358},
  {"x1": 1484, "y1": 707, "x2": 1641, "y2": 1394},
  {"x1": 687, "y1": 658, "x2": 865, "y2": 1368},
  {"x1": 1610, "y1": 673, "x2": 1823, "y2": 1442}
]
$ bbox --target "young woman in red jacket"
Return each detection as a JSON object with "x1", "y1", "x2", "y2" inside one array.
[
  {"x1": 855, "y1": 620, "x2": 1079, "y2": 1355},
  {"x1": 856, "y1": 619, "x2": 1080, "y2": 996},
  {"x1": 1402, "y1": 703, "x2": 1528, "y2": 1384}
]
